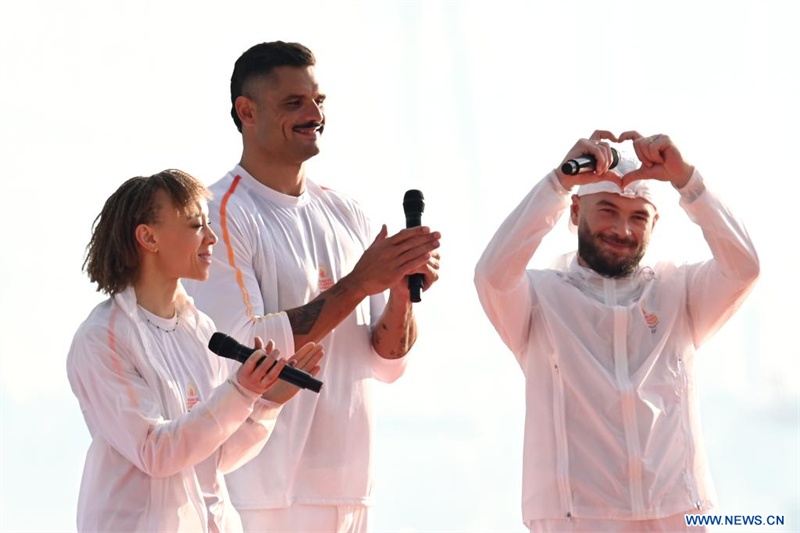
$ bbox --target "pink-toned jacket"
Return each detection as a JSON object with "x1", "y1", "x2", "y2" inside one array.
[
  {"x1": 474, "y1": 171, "x2": 759, "y2": 524},
  {"x1": 67, "y1": 285, "x2": 286, "y2": 532}
]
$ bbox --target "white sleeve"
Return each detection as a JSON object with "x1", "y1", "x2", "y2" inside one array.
[
  {"x1": 67, "y1": 324, "x2": 259, "y2": 479},
  {"x1": 204, "y1": 320, "x2": 284, "y2": 475},
  {"x1": 474, "y1": 172, "x2": 572, "y2": 364},
  {"x1": 188, "y1": 196, "x2": 295, "y2": 358},
  {"x1": 217, "y1": 378, "x2": 283, "y2": 474},
  {"x1": 678, "y1": 171, "x2": 760, "y2": 348}
]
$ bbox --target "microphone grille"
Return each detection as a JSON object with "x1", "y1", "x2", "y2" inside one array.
[
  {"x1": 403, "y1": 189, "x2": 425, "y2": 214},
  {"x1": 610, "y1": 147, "x2": 620, "y2": 169},
  {"x1": 208, "y1": 332, "x2": 229, "y2": 355}
]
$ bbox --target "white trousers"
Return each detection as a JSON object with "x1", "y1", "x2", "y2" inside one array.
[{"x1": 239, "y1": 504, "x2": 369, "y2": 533}]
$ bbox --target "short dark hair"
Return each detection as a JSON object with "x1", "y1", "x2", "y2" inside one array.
[
  {"x1": 83, "y1": 169, "x2": 211, "y2": 296},
  {"x1": 230, "y1": 41, "x2": 316, "y2": 132}
]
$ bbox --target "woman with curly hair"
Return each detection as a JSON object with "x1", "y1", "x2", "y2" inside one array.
[{"x1": 67, "y1": 169, "x2": 322, "y2": 532}]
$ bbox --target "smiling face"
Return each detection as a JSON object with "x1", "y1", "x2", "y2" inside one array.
[
  {"x1": 571, "y1": 192, "x2": 658, "y2": 278},
  {"x1": 146, "y1": 191, "x2": 218, "y2": 282},
  {"x1": 239, "y1": 65, "x2": 326, "y2": 164}
]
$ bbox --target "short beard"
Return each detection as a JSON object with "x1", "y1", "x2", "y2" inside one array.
[{"x1": 577, "y1": 219, "x2": 648, "y2": 278}]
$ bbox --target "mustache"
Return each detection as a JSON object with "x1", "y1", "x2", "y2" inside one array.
[
  {"x1": 598, "y1": 233, "x2": 638, "y2": 247},
  {"x1": 295, "y1": 121, "x2": 324, "y2": 129}
]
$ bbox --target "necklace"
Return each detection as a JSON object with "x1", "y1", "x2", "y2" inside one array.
[{"x1": 145, "y1": 311, "x2": 180, "y2": 333}]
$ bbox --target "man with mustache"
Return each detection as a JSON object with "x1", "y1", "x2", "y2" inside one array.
[
  {"x1": 186, "y1": 41, "x2": 441, "y2": 533},
  {"x1": 474, "y1": 131, "x2": 759, "y2": 532}
]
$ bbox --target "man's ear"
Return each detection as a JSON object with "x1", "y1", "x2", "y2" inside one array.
[
  {"x1": 235, "y1": 95, "x2": 257, "y2": 128},
  {"x1": 570, "y1": 194, "x2": 581, "y2": 226},
  {"x1": 135, "y1": 223, "x2": 158, "y2": 253},
  {"x1": 651, "y1": 212, "x2": 660, "y2": 232}
]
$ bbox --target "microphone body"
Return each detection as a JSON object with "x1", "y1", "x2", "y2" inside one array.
[
  {"x1": 402, "y1": 190, "x2": 425, "y2": 303},
  {"x1": 561, "y1": 147, "x2": 620, "y2": 175},
  {"x1": 208, "y1": 333, "x2": 322, "y2": 393}
]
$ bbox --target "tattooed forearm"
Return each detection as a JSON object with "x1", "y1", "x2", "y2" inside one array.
[
  {"x1": 373, "y1": 297, "x2": 417, "y2": 359},
  {"x1": 282, "y1": 278, "x2": 365, "y2": 344},
  {"x1": 286, "y1": 299, "x2": 326, "y2": 335}
]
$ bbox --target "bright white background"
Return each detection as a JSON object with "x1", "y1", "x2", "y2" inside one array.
[{"x1": 1, "y1": 1, "x2": 798, "y2": 531}]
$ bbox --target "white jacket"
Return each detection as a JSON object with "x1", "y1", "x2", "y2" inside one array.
[
  {"x1": 66, "y1": 285, "x2": 282, "y2": 532},
  {"x1": 474, "y1": 171, "x2": 759, "y2": 523}
]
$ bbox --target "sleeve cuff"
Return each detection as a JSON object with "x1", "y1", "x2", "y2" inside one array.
[
  {"x1": 228, "y1": 374, "x2": 260, "y2": 403},
  {"x1": 250, "y1": 397, "x2": 283, "y2": 423},
  {"x1": 370, "y1": 347, "x2": 410, "y2": 383},
  {"x1": 547, "y1": 171, "x2": 573, "y2": 196},
  {"x1": 675, "y1": 168, "x2": 706, "y2": 203},
  {"x1": 254, "y1": 311, "x2": 296, "y2": 363}
]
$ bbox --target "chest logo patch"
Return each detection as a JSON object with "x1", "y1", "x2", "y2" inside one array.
[
  {"x1": 186, "y1": 381, "x2": 201, "y2": 411},
  {"x1": 318, "y1": 264, "x2": 334, "y2": 292},
  {"x1": 640, "y1": 299, "x2": 659, "y2": 334}
]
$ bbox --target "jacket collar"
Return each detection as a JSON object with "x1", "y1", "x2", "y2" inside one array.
[
  {"x1": 113, "y1": 282, "x2": 200, "y2": 324},
  {"x1": 567, "y1": 253, "x2": 655, "y2": 282}
]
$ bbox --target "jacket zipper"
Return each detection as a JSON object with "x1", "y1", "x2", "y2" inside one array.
[
  {"x1": 551, "y1": 360, "x2": 574, "y2": 520},
  {"x1": 677, "y1": 354, "x2": 702, "y2": 510},
  {"x1": 609, "y1": 288, "x2": 646, "y2": 516}
]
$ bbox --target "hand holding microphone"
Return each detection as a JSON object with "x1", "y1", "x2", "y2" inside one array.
[
  {"x1": 561, "y1": 146, "x2": 619, "y2": 176},
  {"x1": 555, "y1": 132, "x2": 624, "y2": 190},
  {"x1": 209, "y1": 333, "x2": 323, "y2": 394},
  {"x1": 232, "y1": 337, "x2": 288, "y2": 395},
  {"x1": 346, "y1": 196, "x2": 440, "y2": 301}
]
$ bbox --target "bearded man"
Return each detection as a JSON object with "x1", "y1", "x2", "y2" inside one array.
[{"x1": 474, "y1": 130, "x2": 759, "y2": 533}]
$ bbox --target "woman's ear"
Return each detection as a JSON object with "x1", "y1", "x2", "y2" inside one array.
[{"x1": 135, "y1": 224, "x2": 158, "y2": 253}]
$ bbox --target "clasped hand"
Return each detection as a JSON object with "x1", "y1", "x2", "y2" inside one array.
[
  {"x1": 236, "y1": 337, "x2": 324, "y2": 404},
  {"x1": 349, "y1": 224, "x2": 441, "y2": 298},
  {"x1": 555, "y1": 129, "x2": 695, "y2": 190}
]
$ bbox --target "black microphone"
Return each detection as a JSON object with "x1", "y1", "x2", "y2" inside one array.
[
  {"x1": 403, "y1": 190, "x2": 425, "y2": 303},
  {"x1": 561, "y1": 147, "x2": 620, "y2": 175},
  {"x1": 208, "y1": 333, "x2": 322, "y2": 393}
]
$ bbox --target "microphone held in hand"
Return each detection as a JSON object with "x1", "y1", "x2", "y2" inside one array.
[
  {"x1": 561, "y1": 147, "x2": 620, "y2": 175},
  {"x1": 403, "y1": 190, "x2": 425, "y2": 303},
  {"x1": 208, "y1": 333, "x2": 322, "y2": 393}
]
